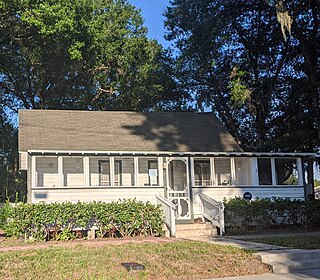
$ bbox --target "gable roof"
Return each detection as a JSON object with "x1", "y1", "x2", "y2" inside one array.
[{"x1": 18, "y1": 110, "x2": 242, "y2": 153}]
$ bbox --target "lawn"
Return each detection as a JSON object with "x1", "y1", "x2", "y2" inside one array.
[
  {"x1": 0, "y1": 240, "x2": 269, "y2": 279},
  {"x1": 247, "y1": 235, "x2": 320, "y2": 250}
]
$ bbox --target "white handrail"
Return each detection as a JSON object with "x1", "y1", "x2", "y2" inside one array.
[
  {"x1": 198, "y1": 193, "x2": 225, "y2": 235},
  {"x1": 155, "y1": 194, "x2": 176, "y2": 237}
]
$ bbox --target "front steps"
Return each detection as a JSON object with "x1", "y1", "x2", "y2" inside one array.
[
  {"x1": 175, "y1": 223, "x2": 217, "y2": 238},
  {"x1": 257, "y1": 249, "x2": 320, "y2": 273}
]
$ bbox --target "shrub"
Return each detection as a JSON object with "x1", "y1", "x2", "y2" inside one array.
[
  {"x1": 1, "y1": 199, "x2": 164, "y2": 241},
  {"x1": 224, "y1": 197, "x2": 320, "y2": 234}
]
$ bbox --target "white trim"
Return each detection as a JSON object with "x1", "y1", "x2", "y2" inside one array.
[
  {"x1": 210, "y1": 157, "x2": 215, "y2": 186},
  {"x1": 83, "y1": 156, "x2": 90, "y2": 186},
  {"x1": 296, "y1": 158, "x2": 304, "y2": 186},
  {"x1": 271, "y1": 158, "x2": 277, "y2": 186},
  {"x1": 251, "y1": 158, "x2": 259, "y2": 185},
  {"x1": 158, "y1": 157, "x2": 164, "y2": 187},
  {"x1": 26, "y1": 150, "x2": 319, "y2": 157},
  {"x1": 58, "y1": 156, "x2": 63, "y2": 187},
  {"x1": 110, "y1": 157, "x2": 115, "y2": 186},
  {"x1": 134, "y1": 157, "x2": 139, "y2": 186},
  {"x1": 31, "y1": 156, "x2": 36, "y2": 189},
  {"x1": 190, "y1": 158, "x2": 195, "y2": 186},
  {"x1": 230, "y1": 158, "x2": 236, "y2": 185}
]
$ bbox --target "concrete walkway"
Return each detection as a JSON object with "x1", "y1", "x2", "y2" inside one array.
[{"x1": 187, "y1": 233, "x2": 320, "y2": 280}]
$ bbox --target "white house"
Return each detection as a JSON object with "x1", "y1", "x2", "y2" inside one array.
[{"x1": 18, "y1": 110, "x2": 317, "y2": 228}]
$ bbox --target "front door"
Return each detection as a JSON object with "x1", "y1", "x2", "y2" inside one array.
[{"x1": 166, "y1": 158, "x2": 191, "y2": 220}]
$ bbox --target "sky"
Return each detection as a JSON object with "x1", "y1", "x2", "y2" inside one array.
[{"x1": 128, "y1": 0, "x2": 171, "y2": 48}]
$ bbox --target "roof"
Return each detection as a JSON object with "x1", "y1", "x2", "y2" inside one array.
[{"x1": 18, "y1": 110, "x2": 243, "y2": 153}]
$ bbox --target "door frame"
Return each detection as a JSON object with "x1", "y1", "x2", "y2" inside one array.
[{"x1": 166, "y1": 157, "x2": 191, "y2": 221}]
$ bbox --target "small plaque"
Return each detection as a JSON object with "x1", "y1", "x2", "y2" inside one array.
[
  {"x1": 243, "y1": 192, "x2": 252, "y2": 200},
  {"x1": 148, "y1": 169, "x2": 158, "y2": 177},
  {"x1": 121, "y1": 262, "x2": 145, "y2": 272}
]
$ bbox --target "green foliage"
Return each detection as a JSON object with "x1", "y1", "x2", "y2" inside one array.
[
  {"x1": 1, "y1": 199, "x2": 164, "y2": 241},
  {"x1": 224, "y1": 197, "x2": 320, "y2": 234}
]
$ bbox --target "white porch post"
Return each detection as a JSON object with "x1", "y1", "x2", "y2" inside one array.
[
  {"x1": 210, "y1": 157, "x2": 215, "y2": 186},
  {"x1": 134, "y1": 157, "x2": 139, "y2": 186},
  {"x1": 230, "y1": 158, "x2": 236, "y2": 185},
  {"x1": 251, "y1": 158, "x2": 259, "y2": 185},
  {"x1": 158, "y1": 157, "x2": 164, "y2": 187},
  {"x1": 58, "y1": 156, "x2": 63, "y2": 187},
  {"x1": 190, "y1": 157, "x2": 195, "y2": 187},
  {"x1": 31, "y1": 156, "x2": 36, "y2": 189},
  {"x1": 110, "y1": 157, "x2": 115, "y2": 186},
  {"x1": 271, "y1": 158, "x2": 277, "y2": 186},
  {"x1": 83, "y1": 156, "x2": 90, "y2": 186},
  {"x1": 297, "y1": 158, "x2": 304, "y2": 186}
]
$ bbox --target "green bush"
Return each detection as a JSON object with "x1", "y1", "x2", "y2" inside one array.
[
  {"x1": 1, "y1": 199, "x2": 164, "y2": 241},
  {"x1": 224, "y1": 197, "x2": 320, "y2": 234}
]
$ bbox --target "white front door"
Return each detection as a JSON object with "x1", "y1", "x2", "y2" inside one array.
[{"x1": 167, "y1": 158, "x2": 191, "y2": 220}]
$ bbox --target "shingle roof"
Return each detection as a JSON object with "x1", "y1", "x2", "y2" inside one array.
[{"x1": 18, "y1": 110, "x2": 242, "y2": 153}]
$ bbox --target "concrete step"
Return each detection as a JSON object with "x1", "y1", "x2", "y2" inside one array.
[
  {"x1": 256, "y1": 250, "x2": 320, "y2": 273},
  {"x1": 271, "y1": 259, "x2": 320, "y2": 273},
  {"x1": 258, "y1": 249, "x2": 320, "y2": 263},
  {"x1": 176, "y1": 223, "x2": 211, "y2": 230},
  {"x1": 175, "y1": 223, "x2": 217, "y2": 238}
]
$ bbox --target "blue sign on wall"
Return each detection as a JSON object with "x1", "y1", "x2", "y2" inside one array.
[{"x1": 243, "y1": 192, "x2": 252, "y2": 200}]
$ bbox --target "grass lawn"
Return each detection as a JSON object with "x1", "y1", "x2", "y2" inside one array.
[
  {"x1": 0, "y1": 240, "x2": 269, "y2": 279},
  {"x1": 247, "y1": 235, "x2": 320, "y2": 250}
]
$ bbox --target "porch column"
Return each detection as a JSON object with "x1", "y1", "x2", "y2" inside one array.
[
  {"x1": 58, "y1": 156, "x2": 63, "y2": 187},
  {"x1": 230, "y1": 158, "x2": 236, "y2": 185},
  {"x1": 134, "y1": 157, "x2": 139, "y2": 186},
  {"x1": 210, "y1": 158, "x2": 215, "y2": 186},
  {"x1": 190, "y1": 158, "x2": 195, "y2": 187},
  {"x1": 271, "y1": 158, "x2": 277, "y2": 186},
  {"x1": 297, "y1": 158, "x2": 304, "y2": 186},
  {"x1": 83, "y1": 156, "x2": 90, "y2": 186},
  {"x1": 31, "y1": 156, "x2": 36, "y2": 189},
  {"x1": 110, "y1": 157, "x2": 115, "y2": 186},
  {"x1": 251, "y1": 158, "x2": 259, "y2": 185},
  {"x1": 158, "y1": 157, "x2": 164, "y2": 187}
]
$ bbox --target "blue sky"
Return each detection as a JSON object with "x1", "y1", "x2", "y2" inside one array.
[{"x1": 128, "y1": 0, "x2": 171, "y2": 48}]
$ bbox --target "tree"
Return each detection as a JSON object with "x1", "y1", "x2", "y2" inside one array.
[
  {"x1": 0, "y1": 0, "x2": 182, "y2": 113},
  {"x1": 165, "y1": 0, "x2": 319, "y2": 152}
]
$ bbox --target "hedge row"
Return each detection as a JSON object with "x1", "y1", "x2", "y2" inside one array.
[
  {"x1": 224, "y1": 197, "x2": 320, "y2": 233},
  {"x1": 0, "y1": 199, "x2": 164, "y2": 241}
]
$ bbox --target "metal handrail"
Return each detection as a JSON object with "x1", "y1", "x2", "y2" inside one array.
[
  {"x1": 155, "y1": 194, "x2": 176, "y2": 237},
  {"x1": 198, "y1": 193, "x2": 225, "y2": 235}
]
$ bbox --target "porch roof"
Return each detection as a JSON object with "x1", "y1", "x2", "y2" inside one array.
[{"x1": 19, "y1": 110, "x2": 243, "y2": 153}]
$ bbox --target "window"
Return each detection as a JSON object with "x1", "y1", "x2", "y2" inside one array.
[
  {"x1": 138, "y1": 158, "x2": 159, "y2": 186},
  {"x1": 258, "y1": 158, "x2": 272, "y2": 185},
  {"x1": 99, "y1": 160, "x2": 110, "y2": 186},
  {"x1": 194, "y1": 159, "x2": 211, "y2": 186},
  {"x1": 215, "y1": 158, "x2": 231, "y2": 185},
  {"x1": 275, "y1": 159, "x2": 298, "y2": 185}
]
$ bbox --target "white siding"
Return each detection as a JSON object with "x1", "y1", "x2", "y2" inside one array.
[
  {"x1": 19, "y1": 152, "x2": 28, "y2": 170},
  {"x1": 192, "y1": 187, "x2": 305, "y2": 218},
  {"x1": 31, "y1": 187, "x2": 164, "y2": 204}
]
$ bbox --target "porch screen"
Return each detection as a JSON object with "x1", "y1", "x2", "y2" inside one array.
[
  {"x1": 194, "y1": 159, "x2": 211, "y2": 186},
  {"x1": 114, "y1": 157, "x2": 134, "y2": 186},
  {"x1": 258, "y1": 159, "x2": 272, "y2": 185},
  {"x1": 215, "y1": 158, "x2": 231, "y2": 185},
  {"x1": 36, "y1": 157, "x2": 59, "y2": 187},
  {"x1": 275, "y1": 159, "x2": 298, "y2": 185},
  {"x1": 234, "y1": 158, "x2": 251, "y2": 185},
  {"x1": 138, "y1": 158, "x2": 159, "y2": 186},
  {"x1": 99, "y1": 161, "x2": 110, "y2": 186}
]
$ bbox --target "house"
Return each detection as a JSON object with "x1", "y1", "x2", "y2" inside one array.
[{"x1": 18, "y1": 110, "x2": 317, "y2": 229}]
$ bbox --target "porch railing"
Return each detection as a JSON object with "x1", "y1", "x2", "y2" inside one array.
[
  {"x1": 198, "y1": 193, "x2": 225, "y2": 235},
  {"x1": 155, "y1": 194, "x2": 176, "y2": 237}
]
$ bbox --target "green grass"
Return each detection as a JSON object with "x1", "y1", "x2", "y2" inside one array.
[
  {"x1": 0, "y1": 241, "x2": 269, "y2": 279},
  {"x1": 247, "y1": 235, "x2": 320, "y2": 250}
]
